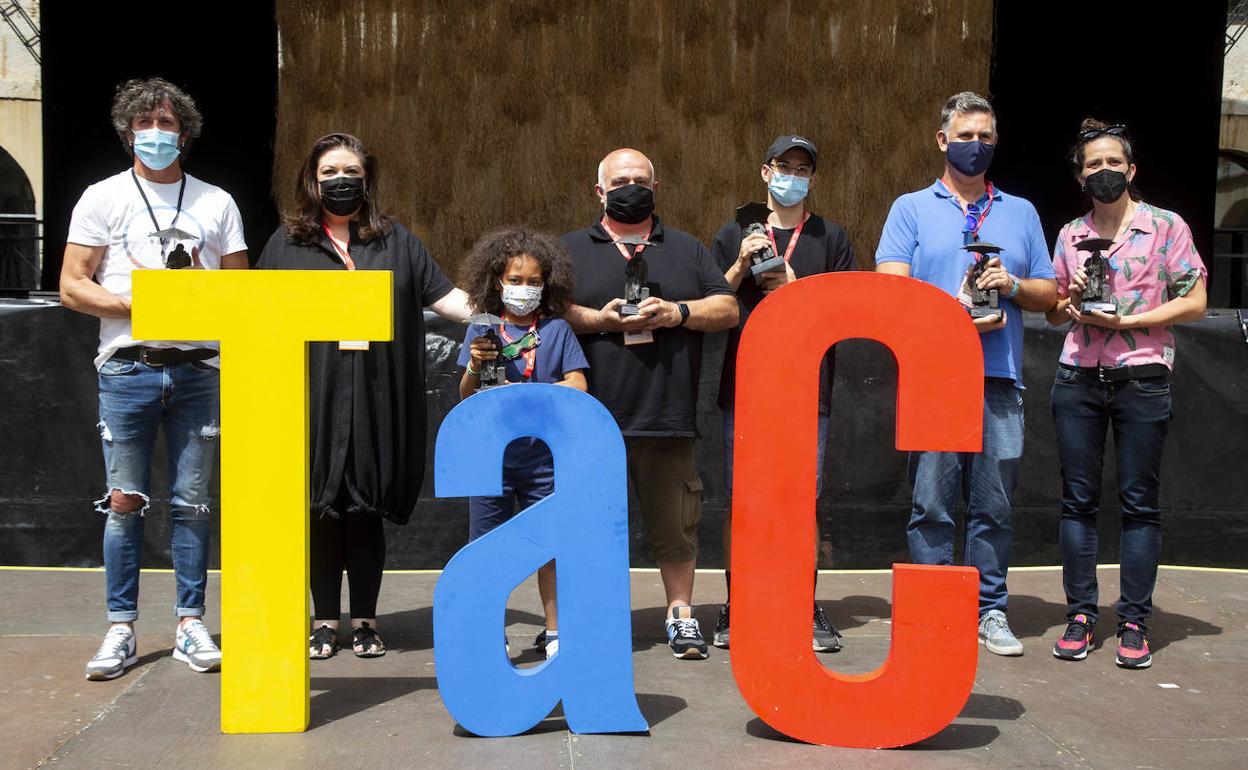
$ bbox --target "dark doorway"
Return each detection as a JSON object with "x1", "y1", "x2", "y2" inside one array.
[
  {"x1": 0, "y1": 145, "x2": 38, "y2": 290},
  {"x1": 39, "y1": 4, "x2": 279, "y2": 289}
]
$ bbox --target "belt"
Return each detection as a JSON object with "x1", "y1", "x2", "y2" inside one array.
[
  {"x1": 112, "y1": 346, "x2": 218, "y2": 366},
  {"x1": 1060, "y1": 362, "x2": 1170, "y2": 383}
]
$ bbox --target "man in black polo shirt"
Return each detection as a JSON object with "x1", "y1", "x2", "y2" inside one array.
[
  {"x1": 711, "y1": 135, "x2": 855, "y2": 652},
  {"x1": 563, "y1": 147, "x2": 738, "y2": 660}
]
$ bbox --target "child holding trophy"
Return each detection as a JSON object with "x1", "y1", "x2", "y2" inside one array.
[{"x1": 456, "y1": 227, "x2": 590, "y2": 660}]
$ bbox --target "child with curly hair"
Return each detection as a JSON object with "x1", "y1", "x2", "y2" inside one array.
[{"x1": 456, "y1": 227, "x2": 589, "y2": 659}]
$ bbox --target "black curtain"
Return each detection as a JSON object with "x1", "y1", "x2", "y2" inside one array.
[
  {"x1": 40, "y1": 4, "x2": 279, "y2": 288},
  {"x1": 988, "y1": 2, "x2": 1226, "y2": 273}
]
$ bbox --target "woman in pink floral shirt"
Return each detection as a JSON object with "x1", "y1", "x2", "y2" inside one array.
[{"x1": 1044, "y1": 120, "x2": 1207, "y2": 670}]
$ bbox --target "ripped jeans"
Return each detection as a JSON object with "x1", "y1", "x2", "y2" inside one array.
[{"x1": 97, "y1": 356, "x2": 220, "y2": 622}]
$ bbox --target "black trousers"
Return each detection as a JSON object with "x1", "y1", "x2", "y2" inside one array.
[{"x1": 310, "y1": 502, "x2": 386, "y2": 621}]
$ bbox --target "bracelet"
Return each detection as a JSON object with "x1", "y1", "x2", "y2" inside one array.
[
  {"x1": 1007, "y1": 278, "x2": 1021, "y2": 299},
  {"x1": 466, "y1": 363, "x2": 479, "y2": 376}
]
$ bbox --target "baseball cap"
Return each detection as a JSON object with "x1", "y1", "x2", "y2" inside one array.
[{"x1": 764, "y1": 135, "x2": 818, "y2": 171}]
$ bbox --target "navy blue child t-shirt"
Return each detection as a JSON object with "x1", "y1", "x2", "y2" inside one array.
[{"x1": 457, "y1": 317, "x2": 589, "y2": 385}]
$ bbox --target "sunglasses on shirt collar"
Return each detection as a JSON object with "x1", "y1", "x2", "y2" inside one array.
[{"x1": 1078, "y1": 124, "x2": 1129, "y2": 142}]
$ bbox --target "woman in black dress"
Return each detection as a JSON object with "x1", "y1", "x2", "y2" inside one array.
[{"x1": 258, "y1": 133, "x2": 470, "y2": 658}]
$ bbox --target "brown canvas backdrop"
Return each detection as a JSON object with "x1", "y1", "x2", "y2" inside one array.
[{"x1": 273, "y1": 0, "x2": 991, "y2": 274}]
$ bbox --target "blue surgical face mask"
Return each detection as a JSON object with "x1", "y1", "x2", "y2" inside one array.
[
  {"x1": 945, "y1": 139, "x2": 995, "y2": 177},
  {"x1": 768, "y1": 171, "x2": 810, "y2": 207},
  {"x1": 132, "y1": 128, "x2": 182, "y2": 171}
]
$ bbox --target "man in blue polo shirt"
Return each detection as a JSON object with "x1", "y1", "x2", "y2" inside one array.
[{"x1": 875, "y1": 91, "x2": 1056, "y2": 656}]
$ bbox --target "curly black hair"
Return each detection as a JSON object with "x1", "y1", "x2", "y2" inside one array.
[{"x1": 458, "y1": 227, "x2": 576, "y2": 318}]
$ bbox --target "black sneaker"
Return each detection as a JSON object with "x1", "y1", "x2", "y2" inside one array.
[
  {"x1": 813, "y1": 604, "x2": 843, "y2": 652},
  {"x1": 665, "y1": 606, "x2": 708, "y2": 659},
  {"x1": 712, "y1": 604, "x2": 730, "y2": 648}
]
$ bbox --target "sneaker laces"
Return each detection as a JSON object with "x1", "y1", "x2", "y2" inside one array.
[
  {"x1": 182, "y1": 621, "x2": 215, "y2": 650},
  {"x1": 813, "y1": 606, "x2": 842, "y2": 638},
  {"x1": 1118, "y1": 624, "x2": 1146, "y2": 650},
  {"x1": 670, "y1": 618, "x2": 700, "y2": 639},
  {"x1": 1062, "y1": 620, "x2": 1090, "y2": 642},
  {"x1": 983, "y1": 613, "x2": 1009, "y2": 635},
  {"x1": 96, "y1": 626, "x2": 131, "y2": 657}
]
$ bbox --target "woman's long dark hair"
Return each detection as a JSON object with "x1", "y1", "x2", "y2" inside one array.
[
  {"x1": 458, "y1": 227, "x2": 576, "y2": 318},
  {"x1": 283, "y1": 132, "x2": 393, "y2": 245},
  {"x1": 1069, "y1": 118, "x2": 1142, "y2": 203}
]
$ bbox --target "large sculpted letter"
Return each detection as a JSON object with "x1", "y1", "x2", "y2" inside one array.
[
  {"x1": 732, "y1": 272, "x2": 983, "y2": 748},
  {"x1": 433, "y1": 383, "x2": 646, "y2": 736},
  {"x1": 131, "y1": 270, "x2": 392, "y2": 733}
]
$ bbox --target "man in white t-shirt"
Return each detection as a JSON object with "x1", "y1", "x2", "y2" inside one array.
[{"x1": 59, "y1": 77, "x2": 248, "y2": 681}]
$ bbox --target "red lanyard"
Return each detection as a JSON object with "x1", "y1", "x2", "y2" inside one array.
[
  {"x1": 600, "y1": 218, "x2": 651, "y2": 261},
  {"x1": 498, "y1": 318, "x2": 538, "y2": 382},
  {"x1": 765, "y1": 212, "x2": 811, "y2": 264},
  {"x1": 322, "y1": 223, "x2": 356, "y2": 270}
]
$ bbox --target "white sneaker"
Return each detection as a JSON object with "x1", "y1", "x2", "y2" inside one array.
[
  {"x1": 545, "y1": 635, "x2": 559, "y2": 659},
  {"x1": 85, "y1": 625, "x2": 137, "y2": 680},
  {"x1": 173, "y1": 619, "x2": 222, "y2": 672}
]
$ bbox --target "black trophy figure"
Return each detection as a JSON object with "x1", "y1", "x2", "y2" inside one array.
[
  {"x1": 165, "y1": 243, "x2": 192, "y2": 269},
  {"x1": 476, "y1": 327, "x2": 507, "y2": 390},
  {"x1": 617, "y1": 233, "x2": 653, "y2": 317},
  {"x1": 1075, "y1": 237, "x2": 1116, "y2": 314},
  {"x1": 963, "y1": 241, "x2": 1004, "y2": 319},
  {"x1": 735, "y1": 201, "x2": 784, "y2": 284}
]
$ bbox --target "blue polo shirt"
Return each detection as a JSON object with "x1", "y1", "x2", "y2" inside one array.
[{"x1": 875, "y1": 180, "x2": 1054, "y2": 385}]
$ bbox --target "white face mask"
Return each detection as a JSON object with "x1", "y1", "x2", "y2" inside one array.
[{"x1": 500, "y1": 283, "x2": 543, "y2": 317}]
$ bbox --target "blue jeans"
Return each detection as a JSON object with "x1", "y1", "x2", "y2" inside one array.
[
  {"x1": 468, "y1": 439, "x2": 554, "y2": 541},
  {"x1": 722, "y1": 407, "x2": 829, "y2": 500},
  {"x1": 96, "y1": 357, "x2": 220, "y2": 622},
  {"x1": 907, "y1": 379, "x2": 1024, "y2": 615},
  {"x1": 1051, "y1": 366, "x2": 1171, "y2": 629}
]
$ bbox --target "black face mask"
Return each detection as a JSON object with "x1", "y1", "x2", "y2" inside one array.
[
  {"x1": 319, "y1": 175, "x2": 365, "y2": 217},
  {"x1": 604, "y1": 184, "x2": 655, "y2": 224},
  {"x1": 1084, "y1": 169, "x2": 1128, "y2": 204}
]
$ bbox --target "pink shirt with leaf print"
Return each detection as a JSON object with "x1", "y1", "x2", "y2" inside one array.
[{"x1": 1052, "y1": 202, "x2": 1206, "y2": 369}]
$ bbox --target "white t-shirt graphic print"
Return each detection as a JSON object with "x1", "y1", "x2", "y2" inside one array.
[{"x1": 67, "y1": 170, "x2": 248, "y2": 369}]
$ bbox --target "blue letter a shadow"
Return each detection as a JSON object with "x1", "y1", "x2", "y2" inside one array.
[{"x1": 433, "y1": 383, "x2": 647, "y2": 736}]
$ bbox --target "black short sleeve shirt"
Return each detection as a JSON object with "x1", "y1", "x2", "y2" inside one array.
[
  {"x1": 563, "y1": 216, "x2": 732, "y2": 436},
  {"x1": 711, "y1": 213, "x2": 855, "y2": 413}
]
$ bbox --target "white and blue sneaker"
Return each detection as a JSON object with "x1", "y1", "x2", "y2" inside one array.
[
  {"x1": 85, "y1": 625, "x2": 137, "y2": 680},
  {"x1": 665, "y1": 606, "x2": 708, "y2": 660},
  {"x1": 978, "y1": 610, "x2": 1024, "y2": 656},
  {"x1": 173, "y1": 619, "x2": 222, "y2": 672}
]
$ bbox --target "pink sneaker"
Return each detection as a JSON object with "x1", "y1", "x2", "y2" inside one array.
[
  {"x1": 1115, "y1": 622, "x2": 1152, "y2": 669},
  {"x1": 1052, "y1": 614, "x2": 1093, "y2": 661}
]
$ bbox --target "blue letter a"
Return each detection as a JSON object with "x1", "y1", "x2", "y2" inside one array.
[{"x1": 433, "y1": 383, "x2": 647, "y2": 736}]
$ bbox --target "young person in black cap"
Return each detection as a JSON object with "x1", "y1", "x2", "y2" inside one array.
[{"x1": 711, "y1": 135, "x2": 855, "y2": 651}]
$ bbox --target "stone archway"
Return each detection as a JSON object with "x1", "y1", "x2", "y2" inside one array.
[{"x1": 0, "y1": 144, "x2": 38, "y2": 289}]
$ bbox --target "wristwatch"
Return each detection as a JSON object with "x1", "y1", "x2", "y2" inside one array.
[{"x1": 677, "y1": 302, "x2": 690, "y2": 327}]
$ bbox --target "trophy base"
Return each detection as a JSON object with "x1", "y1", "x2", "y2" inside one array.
[
  {"x1": 749, "y1": 256, "x2": 785, "y2": 276},
  {"x1": 619, "y1": 304, "x2": 642, "y2": 317},
  {"x1": 968, "y1": 306, "x2": 1002, "y2": 320},
  {"x1": 1081, "y1": 301, "x2": 1117, "y2": 315}
]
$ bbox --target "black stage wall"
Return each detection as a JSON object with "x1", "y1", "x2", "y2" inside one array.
[
  {"x1": 989, "y1": 2, "x2": 1226, "y2": 291},
  {"x1": 2, "y1": 306, "x2": 1246, "y2": 570},
  {"x1": 39, "y1": 4, "x2": 279, "y2": 287}
]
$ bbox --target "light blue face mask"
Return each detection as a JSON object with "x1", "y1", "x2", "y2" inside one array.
[
  {"x1": 768, "y1": 171, "x2": 810, "y2": 207},
  {"x1": 132, "y1": 128, "x2": 182, "y2": 171}
]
